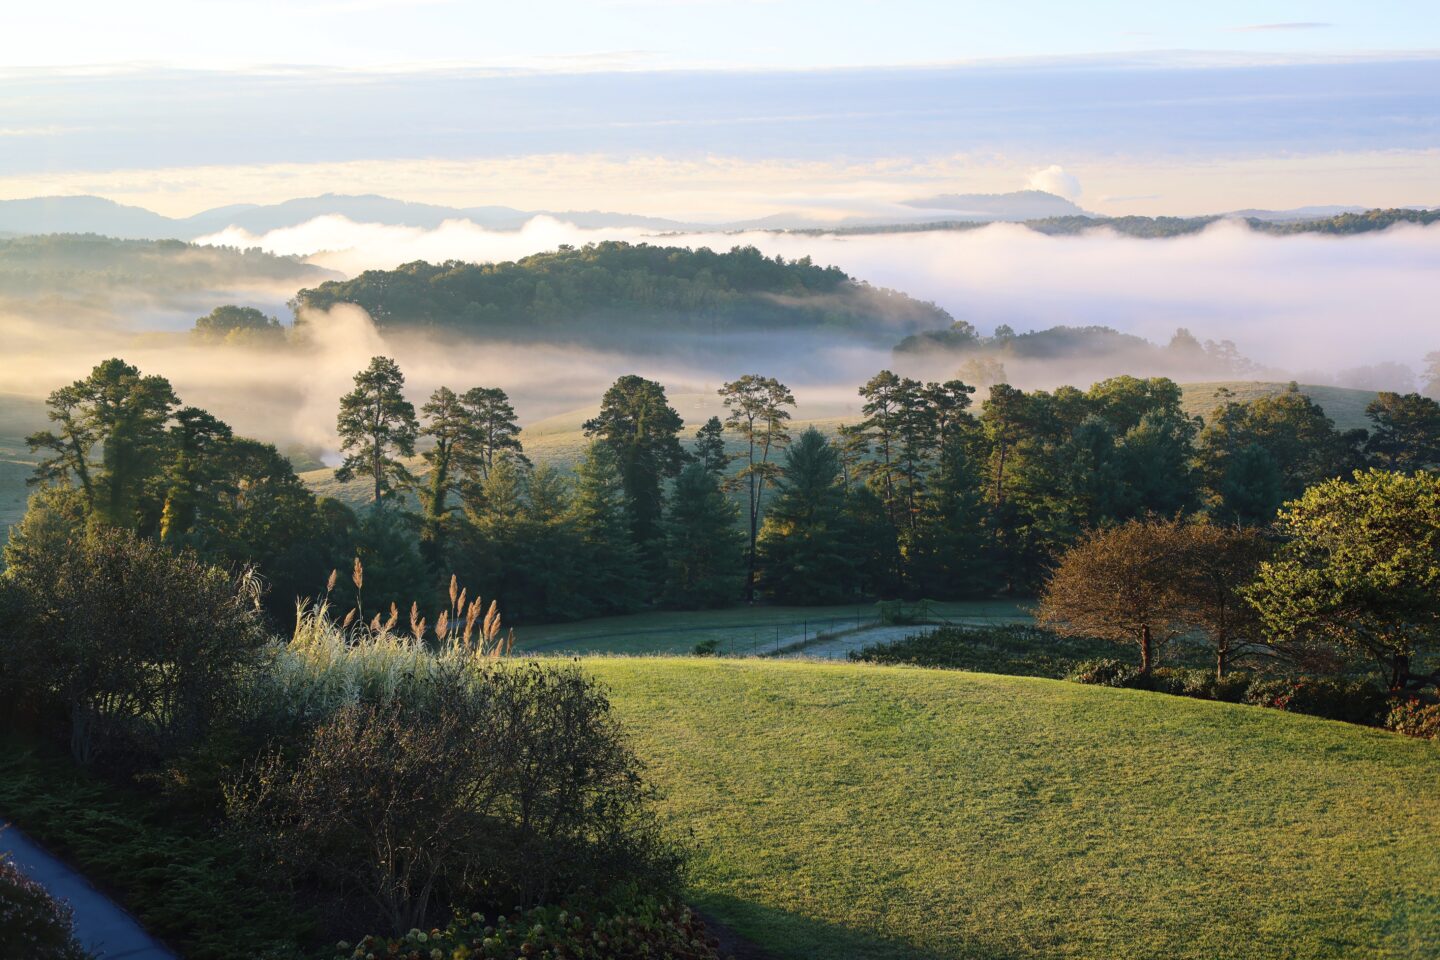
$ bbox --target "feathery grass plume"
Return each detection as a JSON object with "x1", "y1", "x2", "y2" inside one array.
[
  {"x1": 412, "y1": 616, "x2": 427, "y2": 642},
  {"x1": 483, "y1": 600, "x2": 501, "y2": 643},
  {"x1": 351, "y1": 557, "x2": 363, "y2": 590},
  {"x1": 436, "y1": 610, "x2": 449, "y2": 641},
  {"x1": 326, "y1": 568, "x2": 338, "y2": 594},
  {"x1": 449, "y1": 574, "x2": 458, "y2": 608},
  {"x1": 409, "y1": 601, "x2": 419, "y2": 633},
  {"x1": 370, "y1": 612, "x2": 382, "y2": 633},
  {"x1": 455, "y1": 588, "x2": 467, "y2": 619},
  {"x1": 462, "y1": 598, "x2": 480, "y2": 647},
  {"x1": 342, "y1": 609, "x2": 357, "y2": 628},
  {"x1": 386, "y1": 602, "x2": 399, "y2": 632}
]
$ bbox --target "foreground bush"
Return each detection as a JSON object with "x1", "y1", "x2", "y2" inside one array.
[
  {"x1": 1, "y1": 526, "x2": 267, "y2": 767},
  {"x1": 336, "y1": 896, "x2": 723, "y2": 960},
  {"x1": 230, "y1": 608, "x2": 680, "y2": 935},
  {"x1": 0, "y1": 854, "x2": 92, "y2": 960}
]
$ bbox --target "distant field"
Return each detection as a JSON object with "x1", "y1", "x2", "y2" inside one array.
[
  {"x1": 587, "y1": 657, "x2": 1440, "y2": 960},
  {"x1": 1180, "y1": 380, "x2": 1378, "y2": 432},
  {"x1": 516, "y1": 599, "x2": 1030, "y2": 656}
]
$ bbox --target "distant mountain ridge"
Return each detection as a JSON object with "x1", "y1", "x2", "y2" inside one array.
[
  {"x1": 1, "y1": 193, "x2": 1435, "y2": 243},
  {"x1": 0, "y1": 190, "x2": 1099, "y2": 239}
]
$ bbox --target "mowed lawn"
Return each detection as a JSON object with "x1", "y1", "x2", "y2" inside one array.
[
  {"x1": 517, "y1": 600, "x2": 1030, "y2": 655},
  {"x1": 582, "y1": 657, "x2": 1440, "y2": 960}
]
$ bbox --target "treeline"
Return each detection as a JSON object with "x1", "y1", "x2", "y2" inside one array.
[
  {"x1": 0, "y1": 234, "x2": 330, "y2": 297},
  {"x1": 812, "y1": 207, "x2": 1439, "y2": 239},
  {"x1": 16, "y1": 356, "x2": 1440, "y2": 626},
  {"x1": 894, "y1": 322, "x2": 1259, "y2": 377},
  {"x1": 291, "y1": 241, "x2": 950, "y2": 342}
]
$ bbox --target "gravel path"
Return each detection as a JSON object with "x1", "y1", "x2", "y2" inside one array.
[{"x1": 2, "y1": 821, "x2": 177, "y2": 959}]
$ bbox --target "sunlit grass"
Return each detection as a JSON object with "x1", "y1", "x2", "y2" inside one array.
[{"x1": 583, "y1": 657, "x2": 1440, "y2": 960}]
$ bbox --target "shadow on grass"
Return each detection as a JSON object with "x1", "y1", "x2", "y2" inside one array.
[{"x1": 695, "y1": 891, "x2": 1023, "y2": 960}]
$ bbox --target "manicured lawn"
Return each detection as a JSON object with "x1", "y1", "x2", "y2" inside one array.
[
  {"x1": 517, "y1": 600, "x2": 1031, "y2": 656},
  {"x1": 582, "y1": 657, "x2": 1440, "y2": 960}
]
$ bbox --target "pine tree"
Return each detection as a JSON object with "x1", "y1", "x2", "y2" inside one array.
[
  {"x1": 692, "y1": 416, "x2": 730, "y2": 474},
  {"x1": 662, "y1": 463, "x2": 745, "y2": 608},
  {"x1": 756, "y1": 428, "x2": 852, "y2": 604},
  {"x1": 417, "y1": 386, "x2": 468, "y2": 566},
  {"x1": 460, "y1": 386, "x2": 528, "y2": 482},
  {"x1": 334, "y1": 357, "x2": 419, "y2": 508},
  {"x1": 719, "y1": 375, "x2": 796, "y2": 600},
  {"x1": 583, "y1": 375, "x2": 686, "y2": 550},
  {"x1": 569, "y1": 441, "x2": 646, "y2": 614}
]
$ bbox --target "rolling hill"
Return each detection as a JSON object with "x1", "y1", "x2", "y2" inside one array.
[{"x1": 585, "y1": 657, "x2": 1440, "y2": 960}]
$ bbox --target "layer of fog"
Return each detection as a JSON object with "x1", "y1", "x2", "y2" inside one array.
[
  {"x1": 5, "y1": 216, "x2": 1438, "y2": 464},
  {"x1": 201, "y1": 214, "x2": 1440, "y2": 379},
  {"x1": 0, "y1": 304, "x2": 892, "y2": 461}
]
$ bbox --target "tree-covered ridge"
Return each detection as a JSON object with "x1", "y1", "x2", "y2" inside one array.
[
  {"x1": 293, "y1": 241, "x2": 952, "y2": 341},
  {"x1": 0, "y1": 233, "x2": 333, "y2": 296},
  {"x1": 801, "y1": 207, "x2": 1439, "y2": 239}
]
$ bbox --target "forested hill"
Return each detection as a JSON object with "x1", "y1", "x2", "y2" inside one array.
[
  {"x1": 293, "y1": 241, "x2": 952, "y2": 343},
  {"x1": 0, "y1": 233, "x2": 334, "y2": 297},
  {"x1": 805, "y1": 207, "x2": 1440, "y2": 239}
]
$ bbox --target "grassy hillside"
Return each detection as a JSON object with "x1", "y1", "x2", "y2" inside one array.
[
  {"x1": 585, "y1": 657, "x2": 1440, "y2": 960},
  {"x1": 1180, "y1": 381, "x2": 1378, "y2": 432}
]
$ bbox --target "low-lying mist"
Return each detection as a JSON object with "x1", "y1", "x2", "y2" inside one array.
[
  {"x1": 200, "y1": 214, "x2": 1440, "y2": 377},
  {"x1": 3, "y1": 216, "x2": 1436, "y2": 463}
]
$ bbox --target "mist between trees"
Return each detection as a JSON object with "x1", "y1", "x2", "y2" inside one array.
[{"x1": 11, "y1": 349, "x2": 1440, "y2": 631}]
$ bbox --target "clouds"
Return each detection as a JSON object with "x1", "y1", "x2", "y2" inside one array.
[{"x1": 1027, "y1": 165, "x2": 1082, "y2": 200}]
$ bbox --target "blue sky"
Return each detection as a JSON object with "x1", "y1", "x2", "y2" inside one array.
[
  {"x1": 0, "y1": 1, "x2": 1436, "y2": 218},
  {"x1": 5, "y1": 0, "x2": 1439, "y2": 69}
]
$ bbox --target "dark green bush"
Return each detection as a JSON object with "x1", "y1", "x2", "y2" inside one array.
[
  {"x1": 1067, "y1": 658, "x2": 1142, "y2": 688},
  {"x1": 1, "y1": 526, "x2": 267, "y2": 768},
  {"x1": 853, "y1": 624, "x2": 1114, "y2": 678},
  {"x1": 227, "y1": 662, "x2": 681, "y2": 936},
  {"x1": 1242, "y1": 677, "x2": 1389, "y2": 725},
  {"x1": 0, "y1": 855, "x2": 92, "y2": 960},
  {"x1": 335, "y1": 895, "x2": 721, "y2": 960}
]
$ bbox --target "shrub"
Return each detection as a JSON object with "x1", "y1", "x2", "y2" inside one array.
[
  {"x1": 692, "y1": 638, "x2": 721, "y2": 657},
  {"x1": 851, "y1": 624, "x2": 1114, "y2": 679},
  {"x1": 1384, "y1": 698, "x2": 1440, "y2": 739},
  {"x1": 1, "y1": 527, "x2": 268, "y2": 767},
  {"x1": 0, "y1": 854, "x2": 92, "y2": 960},
  {"x1": 336, "y1": 895, "x2": 721, "y2": 960},
  {"x1": 228, "y1": 655, "x2": 680, "y2": 934},
  {"x1": 1067, "y1": 658, "x2": 1142, "y2": 688},
  {"x1": 1241, "y1": 677, "x2": 1389, "y2": 725}
]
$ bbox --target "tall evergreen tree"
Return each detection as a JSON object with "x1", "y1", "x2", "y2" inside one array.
[
  {"x1": 27, "y1": 358, "x2": 178, "y2": 528},
  {"x1": 757, "y1": 428, "x2": 852, "y2": 604},
  {"x1": 569, "y1": 441, "x2": 646, "y2": 613},
  {"x1": 417, "y1": 386, "x2": 468, "y2": 565},
  {"x1": 156, "y1": 406, "x2": 234, "y2": 545},
  {"x1": 662, "y1": 463, "x2": 745, "y2": 608},
  {"x1": 719, "y1": 374, "x2": 796, "y2": 600},
  {"x1": 1363, "y1": 392, "x2": 1440, "y2": 472},
  {"x1": 583, "y1": 375, "x2": 686, "y2": 549},
  {"x1": 460, "y1": 386, "x2": 527, "y2": 482},
  {"x1": 334, "y1": 356, "x2": 419, "y2": 508},
  {"x1": 692, "y1": 416, "x2": 730, "y2": 474}
]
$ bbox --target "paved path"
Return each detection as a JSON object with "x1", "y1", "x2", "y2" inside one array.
[{"x1": 2, "y1": 821, "x2": 178, "y2": 959}]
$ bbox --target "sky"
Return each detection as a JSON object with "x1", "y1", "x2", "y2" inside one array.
[{"x1": 0, "y1": 1, "x2": 1437, "y2": 218}]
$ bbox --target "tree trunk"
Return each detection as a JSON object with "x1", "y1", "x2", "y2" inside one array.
[
  {"x1": 1139, "y1": 623, "x2": 1153, "y2": 677},
  {"x1": 1215, "y1": 633, "x2": 1228, "y2": 681}
]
